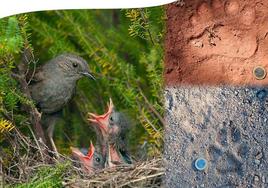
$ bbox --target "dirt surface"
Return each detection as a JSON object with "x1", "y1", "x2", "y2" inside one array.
[
  {"x1": 164, "y1": 86, "x2": 268, "y2": 187},
  {"x1": 165, "y1": 0, "x2": 268, "y2": 85}
]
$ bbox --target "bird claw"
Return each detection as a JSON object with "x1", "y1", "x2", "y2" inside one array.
[
  {"x1": 50, "y1": 137, "x2": 59, "y2": 158},
  {"x1": 35, "y1": 110, "x2": 42, "y2": 120}
]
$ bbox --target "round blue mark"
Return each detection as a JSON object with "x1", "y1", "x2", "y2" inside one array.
[{"x1": 195, "y1": 158, "x2": 207, "y2": 171}]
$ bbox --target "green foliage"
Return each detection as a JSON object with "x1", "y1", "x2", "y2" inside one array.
[
  {"x1": 12, "y1": 163, "x2": 69, "y2": 188},
  {"x1": 0, "y1": 16, "x2": 33, "y2": 128},
  {"x1": 0, "y1": 17, "x2": 23, "y2": 54},
  {"x1": 125, "y1": 9, "x2": 163, "y2": 45},
  {"x1": 0, "y1": 118, "x2": 14, "y2": 133},
  {"x1": 126, "y1": 9, "x2": 150, "y2": 39}
]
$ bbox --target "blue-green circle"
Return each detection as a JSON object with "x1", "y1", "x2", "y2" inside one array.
[{"x1": 195, "y1": 158, "x2": 207, "y2": 170}]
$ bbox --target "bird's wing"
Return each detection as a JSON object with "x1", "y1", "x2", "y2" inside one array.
[
  {"x1": 119, "y1": 147, "x2": 132, "y2": 164},
  {"x1": 119, "y1": 112, "x2": 131, "y2": 131}
]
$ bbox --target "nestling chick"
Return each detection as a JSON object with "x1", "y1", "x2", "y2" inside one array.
[
  {"x1": 88, "y1": 98, "x2": 132, "y2": 167},
  {"x1": 70, "y1": 142, "x2": 104, "y2": 173}
]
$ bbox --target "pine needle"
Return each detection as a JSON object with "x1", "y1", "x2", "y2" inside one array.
[{"x1": 0, "y1": 119, "x2": 14, "y2": 133}]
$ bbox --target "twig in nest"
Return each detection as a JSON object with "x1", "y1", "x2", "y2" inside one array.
[
  {"x1": 3, "y1": 130, "x2": 163, "y2": 187},
  {"x1": 0, "y1": 157, "x2": 4, "y2": 188},
  {"x1": 118, "y1": 172, "x2": 163, "y2": 187},
  {"x1": 64, "y1": 158, "x2": 164, "y2": 188},
  {"x1": 26, "y1": 124, "x2": 44, "y2": 161}
]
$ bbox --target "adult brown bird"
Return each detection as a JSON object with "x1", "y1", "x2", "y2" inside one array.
[{"x1": 29, "y1": 53, "x2": 95, "y2": 154}]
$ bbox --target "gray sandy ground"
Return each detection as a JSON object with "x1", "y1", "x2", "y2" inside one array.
[{"x1": 164, "y1": 86, "x2": 268, "y2": 188}]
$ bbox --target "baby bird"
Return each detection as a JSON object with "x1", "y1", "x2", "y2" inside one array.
[
  {"x1": 70, "y1": 142, "x2": 104, "y2": 173},
  {"x1": 88, "y1": 99, "x2": 132, "y2": 167}
]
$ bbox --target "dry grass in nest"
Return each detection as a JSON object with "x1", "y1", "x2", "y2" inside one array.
[
  {"x1": 1, "y1": 128, "x2": 164, "y2": 188},
  {"x1": 63, "y1": 158, "x2": 164, "y2": 188}
]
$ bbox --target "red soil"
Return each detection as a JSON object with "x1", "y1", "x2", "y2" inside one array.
[{"x1": 165, "y1": 0, "x2": 268, "y2": 86}]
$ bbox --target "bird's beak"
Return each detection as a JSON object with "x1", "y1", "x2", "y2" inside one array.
[
  {"x1": 70, "y1": 146, "x2": 94, "y2": 160},
  {"x1": 108, "y1": 98, "x2": 114, "y2": 111},
  {"x1": 87, "y1": 98, "x2": 114, "y2": 134},
  {"x1": 81, "y1": 71, "x2": 96, "y2": 80},
  {"x1": 87, "y1": 142, "x2": 95, "y2": 159},
  {"x1": 88, "y1": 112, "x2": 109, "y2": 133},
  {"x1": 70, "y1": 147, "x2": 84, "y2": 159},
  {"x1": 70, "y1": 145, "x2": 95, "y2": 173}
]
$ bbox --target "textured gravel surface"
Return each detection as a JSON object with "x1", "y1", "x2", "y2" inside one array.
[{"x1": 164, "y1": 86, "x2": 268, "y2": 188}]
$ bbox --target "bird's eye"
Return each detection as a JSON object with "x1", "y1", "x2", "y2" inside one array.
[
  {"x1": 95, "y1": 157, "x2": 100, "y2": 162},
  {"x1": 72, "y1": 62, "x2": 78, "y2": 68},
  {"x1": 110, "y1": 116, "x2": 113, "y2": 122}
]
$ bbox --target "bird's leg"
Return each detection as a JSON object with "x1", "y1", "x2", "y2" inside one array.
[
  {"x1": 47, "y1": 122, "x2": 59, "y2": 158},
  {"x1": 104, "y1": 142, "x2": 110, "y2": 168},
  {"x1": 105, "y1": 144, "x2": 116, "y2": 168}
]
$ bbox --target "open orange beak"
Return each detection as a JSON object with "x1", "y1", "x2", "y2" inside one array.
[
  {"x1": 87, "y1": 142, "x2": 95, "y2": 159},
  {"x1": 70, "y1": 142, "x2": 96, "y2": 172},
  {"x1": 88, "y1": 98, "x2": 114, "y2": 134},
  {"x1": 70, "y1": 142, "x2": 95, "y2": 160}
]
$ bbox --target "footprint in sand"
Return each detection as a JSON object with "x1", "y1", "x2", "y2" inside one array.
[
  {"x1": 189, "y1": 0, "x2": 257, "y2": 59},
  {"x1": 208, "y1": 121, "x2": 249, "y2": 176}
]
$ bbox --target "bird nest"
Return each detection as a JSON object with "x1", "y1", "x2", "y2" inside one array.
[
  {"x1": 1, "y1": 129, "x2": 164, "y2": 188},
  {"x1": 63, "y1": 158, "x2": 164, "y2": 188}
]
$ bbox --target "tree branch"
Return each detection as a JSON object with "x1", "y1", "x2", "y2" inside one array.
[
  {"x1": 12, "y1": 48, "x2": 48, "y2": 147},
  {"x1": 137, "y1": 87, "x2": 165, "y2": 126}
]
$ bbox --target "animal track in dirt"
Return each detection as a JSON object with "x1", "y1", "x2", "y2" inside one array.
[
  {"x1": 190, "y1": 0, "x2": 257, "y2": 59},
  {"x1": 165, "y1": 0, "x2": 268, "y2": 85},
  {"x1": 208, "y1": 121, "x2": 248, "y2": 175}
]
